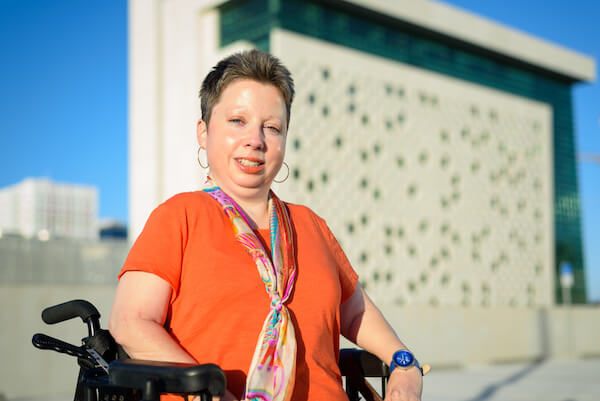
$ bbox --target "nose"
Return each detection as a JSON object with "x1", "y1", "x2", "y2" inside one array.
[{"x1": 244, "y1": 124, "x2": 266, "y2": 150}]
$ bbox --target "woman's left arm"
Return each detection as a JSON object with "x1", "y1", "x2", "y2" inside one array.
[{"x1": 340, "y1": 283, "x2": 423, "y2": 401}]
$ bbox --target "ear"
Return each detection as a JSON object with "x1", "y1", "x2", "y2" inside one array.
[{"x1": 196, "y1": 119, "x2": 208, "y2": 148}]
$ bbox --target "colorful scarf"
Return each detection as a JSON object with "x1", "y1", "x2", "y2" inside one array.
[{"x1": 202, "y1": 180, "x2": 297, "y2": 401}]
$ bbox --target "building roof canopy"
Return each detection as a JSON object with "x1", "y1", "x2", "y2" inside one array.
[{"x1": 340, "y1": 0, "x2": 594, "y2": 82}]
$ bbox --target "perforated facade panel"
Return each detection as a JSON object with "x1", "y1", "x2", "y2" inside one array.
[
  {"x1": 272, "y1": 30, "x2": 554, "y2": 307},
  {"x1": 218, "y1": 0, "x2": 587, "y2": 303}
]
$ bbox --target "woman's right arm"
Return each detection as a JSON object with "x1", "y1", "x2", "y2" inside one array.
[
  {"x1": 109, "y1": 271, "x2": 197, "y2": 363},
  {"x1": 110, "y1": 271, "x2": 239, "y2": 401}
]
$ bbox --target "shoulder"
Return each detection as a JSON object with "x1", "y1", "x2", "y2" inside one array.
[
  {"x1": 284, "y1": 202, "x2": 331, "y2": 234},
  {"x1": 146, "y1": 191, "x2": 218, "y2": 225},
  {"x1": 156, "y1": 191, "x2": 215, "y2": 212},
  {"x1": 285, "y1": 202, "x2": 323, "y2": 223},
  {"x1": 162, "y1": 191, "x2": 212, "y2": 206}
]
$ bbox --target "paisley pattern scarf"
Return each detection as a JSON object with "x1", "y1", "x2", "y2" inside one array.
[{"x1": 202, "y1": 179, "x2": 297, "y2": 401}]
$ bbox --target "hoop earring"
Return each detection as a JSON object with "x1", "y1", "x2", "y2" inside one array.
[
  {"x1": 197, "y1": 148, "x2": 208, "y2": 169},
  {"x1": 274, "y1": 162, "x2": 290, "y2": 183}
]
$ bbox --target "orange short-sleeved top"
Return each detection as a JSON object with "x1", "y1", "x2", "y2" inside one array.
[{"x1": 120, "y1": 192, "x2": 358, "y2": 401}]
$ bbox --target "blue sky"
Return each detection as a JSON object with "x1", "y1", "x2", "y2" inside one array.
[
  {"x1": 0, "y1": 0, "x2": 127, "y2": 221},
  {"x1": 0, "y1": 0, "x2": 598, "y2": 301}
]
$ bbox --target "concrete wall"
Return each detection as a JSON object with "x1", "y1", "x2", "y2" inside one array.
[
  {"x1": 0, "y1": 235, "x2": 127, "y2": 399},
  {"x1": 0, "y1": 284, "x2": 117, "y2": 399},
  {"x1": 2, "y1": 284, "x2": 599, "y2": 399},
  {"x1": 379, "y1": 304, "x2": 600, "y2": 367},
  {"x1": 0, "y1": 236, "x2": 127, "y2": 284}
]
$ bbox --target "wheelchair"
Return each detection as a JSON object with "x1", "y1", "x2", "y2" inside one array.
[{"x1": 33, "y1": 300, "x2": 390, "y2": 401}]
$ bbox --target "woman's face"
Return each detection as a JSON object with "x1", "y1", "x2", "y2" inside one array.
[{"x1": 197, "y1": 79, "x2": 288, "y2": 202}]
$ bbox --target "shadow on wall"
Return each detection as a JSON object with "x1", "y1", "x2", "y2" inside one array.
[
  {"x1": 462, "y1": 358, "x2": 546, "y2": 401},
  {"x1": 461, "y1": 309, "x2": 551, "y2": 401}
]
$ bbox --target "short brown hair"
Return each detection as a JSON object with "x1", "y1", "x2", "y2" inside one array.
[{"x1": 199, "y1": 50, "x2": 295, "y2": 127}]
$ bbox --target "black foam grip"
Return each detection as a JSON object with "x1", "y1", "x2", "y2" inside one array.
[{"x1": 42, "y1": 299, "x2": 100, "y2": 324}]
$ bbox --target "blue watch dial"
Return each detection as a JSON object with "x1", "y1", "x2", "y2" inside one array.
[{"x1": 393, "y1": 350, "x2": 414, "y2": 367}]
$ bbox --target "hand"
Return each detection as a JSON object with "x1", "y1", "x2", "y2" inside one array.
[{"x1": 384, "y1": 366, "x2": 422, "y2": 401}]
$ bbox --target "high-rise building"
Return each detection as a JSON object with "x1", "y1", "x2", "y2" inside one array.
[
  {"x1": 0, "y1": 177, "x2": 98, "y2": 240},
  {"x1": 128, "y1": 0, "x2": 595, "y2": 304}
]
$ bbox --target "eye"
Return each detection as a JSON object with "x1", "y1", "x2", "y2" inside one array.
[
  {"x1": 265, "y1": 125, "x2": 282, "y2": 134},
  {"x1": 229, "y1": 118, "x2": 244, "y2": 125}
]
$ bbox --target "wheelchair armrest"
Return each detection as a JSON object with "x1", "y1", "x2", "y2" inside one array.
[
  {"x1": 109, "y1": 359, "x2": 226, "y2": 400},
  {"x1": 339, "y1": 348, "x2": 390, "y2": 378},
  {"x1": 339, "y1": 349, "x2": 390, "y2": 401}
]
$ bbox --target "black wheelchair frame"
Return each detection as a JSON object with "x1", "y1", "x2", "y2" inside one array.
[{"x1": 33, "y1": 300, "x2": 390, "y2": 401}]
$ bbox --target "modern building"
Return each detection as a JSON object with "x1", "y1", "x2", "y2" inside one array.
[
  {"x1": 128, "y1": 0, "x2": 595, "y2": 304},
  {"x1": 0, "y1": 177, "x2": 98, "y2": 241}
]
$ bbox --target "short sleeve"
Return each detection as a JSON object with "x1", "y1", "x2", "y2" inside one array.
[
  {"x1": 119, "y1": 199, "x2": 189, "y2": 296},
  {"x1": 316, "y1": 216, "x2": 359, "y2": 304}
]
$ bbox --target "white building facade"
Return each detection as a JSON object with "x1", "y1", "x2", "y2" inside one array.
[
  {"x1": 0, "y1": 178, "x2": 98, "y2": 240},
  {"x1": 128, "y1": 0, "x2": 595, "y2": 306}
]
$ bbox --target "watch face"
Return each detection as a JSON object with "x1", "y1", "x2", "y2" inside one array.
[{"x1": 394, "y1": 350, "x2": 414, "y2": 367}]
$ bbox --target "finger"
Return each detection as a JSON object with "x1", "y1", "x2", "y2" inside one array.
[{"x1": 422, "y1": 363, "x2": 431, "y2": 375}]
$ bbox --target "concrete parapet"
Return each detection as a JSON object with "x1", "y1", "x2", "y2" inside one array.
[
  {"x1": 376, "y1": 304, "x2": 600, "y2": 367},
  {"x1": 0, "y1": 236, "x2": 127, "y2": 284},
  {"x1": 2, "y1": 285, "x2": 599, "y2": 399},
  {"x1": 0, "y1": 284, "x2": 117, "y2": 399}
]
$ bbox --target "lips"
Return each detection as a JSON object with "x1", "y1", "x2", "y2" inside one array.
[{"x1": 235, "y1": 157, "x2": 265, "y2": 173}]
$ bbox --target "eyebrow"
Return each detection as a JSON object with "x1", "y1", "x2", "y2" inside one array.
[{"x1": 225, "y1": 108, "x2": 283, "y2": 121}]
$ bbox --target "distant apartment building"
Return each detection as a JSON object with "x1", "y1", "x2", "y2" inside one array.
[{"x1": 0, "y1": 178, "x2": 98, "y2": 240}]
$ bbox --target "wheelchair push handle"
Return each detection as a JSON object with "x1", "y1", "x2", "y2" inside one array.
[
  {"x1": 42, "y1": 299, "x2": 101, "y2": 336},
  {"x1": 32, "y1": 333, "x2": 94, "y2": 362}
]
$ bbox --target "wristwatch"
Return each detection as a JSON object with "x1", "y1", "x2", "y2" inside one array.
[{"x1": 390, "y1": 349, "x2": 423, "y2": 375}]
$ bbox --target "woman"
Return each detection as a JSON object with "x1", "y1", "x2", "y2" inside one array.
[{"x1": 109, "y1": 50, "x2": 425, "y2": 401}]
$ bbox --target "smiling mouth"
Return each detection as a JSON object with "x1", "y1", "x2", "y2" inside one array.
[{"x1": 236, "y1": 158, "x2": 264, "y2": 167}]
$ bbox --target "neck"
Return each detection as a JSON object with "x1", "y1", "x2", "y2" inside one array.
[
  {"x1": 237, "y1": 198, "x2": 270, "y2": 229},
  {"x1": 209, "y1": 177, "x2": 271, "y2": 229}
]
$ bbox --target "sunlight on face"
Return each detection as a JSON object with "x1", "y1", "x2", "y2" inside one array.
[{"x1": 198, "y1": 79, "x2": 288, "y2": 201}]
